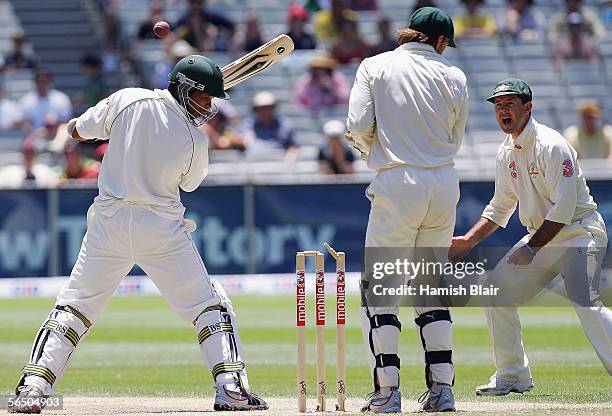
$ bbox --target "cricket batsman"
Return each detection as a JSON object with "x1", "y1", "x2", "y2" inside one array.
[
  {"x1": 347, "y1": 7, "x2": 468, "y2": 413},
  {"x1": 449, "y1": 78, "x2": 612, "y2": 396},
  {"x1": 8, "y1": 55, "x2": 268, "y2": 413}
]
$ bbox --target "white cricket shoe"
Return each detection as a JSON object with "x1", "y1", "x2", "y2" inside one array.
[
  {"x1": 418, "y1": 382, "x2": 455, "y2": 413},
  {"x1": 7, "y1": 385, "x2": 45, "y2": 414},
  {"x1": 475, "y1": 375, "x2": 534, "y2": 396},
  {"x1": 360, "y1": 388, "x2": 401, "y2": 413},
  {"x1": 213, "y1": 384, "x2": 268, "y2": 411}
]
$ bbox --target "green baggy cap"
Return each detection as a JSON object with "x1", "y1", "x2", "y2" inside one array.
[
  {"x1": 409, "y1": 7, "x2": 456, "y2": 48},
  {"x1": 487, "y1": 78, "x2": 533, "y2": 103}
]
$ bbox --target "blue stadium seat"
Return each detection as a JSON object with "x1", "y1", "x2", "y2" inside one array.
[
  {"x1": 560, "y1": 61, "x2": 606, "y2": 85},
  {"x1": 567, "y1": 84, "x2": 610, "y2": 101}
]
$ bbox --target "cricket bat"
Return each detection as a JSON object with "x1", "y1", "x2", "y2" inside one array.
[{"x1": 222, "y1": 34, "x2": 294, "y2": 90}]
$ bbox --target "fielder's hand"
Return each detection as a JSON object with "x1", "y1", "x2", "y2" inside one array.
[
  {"x1": 506, "y1": 245, "x2": 535, "y2": 265},
  {"x1": 448, "y1": 236, "x2": 473, "y2": 262}
]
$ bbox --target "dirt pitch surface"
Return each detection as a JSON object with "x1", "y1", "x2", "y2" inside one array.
[{"x1": 39, "y1": 397, "x2": 611, "y2": 416}]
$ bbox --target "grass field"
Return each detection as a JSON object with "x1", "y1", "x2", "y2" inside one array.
[{"x1": 0, "y1": 295, "x2": 610, "y2": 414}]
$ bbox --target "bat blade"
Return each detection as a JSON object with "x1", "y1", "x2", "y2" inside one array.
[{"x1": 222, "y1": 34, "x2": 294, "y2": 90}]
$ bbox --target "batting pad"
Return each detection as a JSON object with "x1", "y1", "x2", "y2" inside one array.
[
  {"x1": 19, "y1": 305, "x2": 91, "y2": 395},
  {"x1": 194, "y1": 281, "x2": 250, "y2": 393}
]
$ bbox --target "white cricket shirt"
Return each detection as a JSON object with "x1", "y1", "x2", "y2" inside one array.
[
  {"x1": 347, "y1": 42, "x2": 468, "y2": 171},
  {"x1": 72, "y1": 88, "x2": 209, "y2": 219},
  {"x1": 482, "y1": 117, "x2": 597, "y2": 233}
]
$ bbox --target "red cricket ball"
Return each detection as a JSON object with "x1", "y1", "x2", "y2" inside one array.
[{"x1": 153, "y1": 21, "x2": 171, "y2": 39}]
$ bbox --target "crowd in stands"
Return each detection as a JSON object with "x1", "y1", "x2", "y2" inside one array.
[
  {"x1": 0, "y1": 31, "x2": 110, "y2": 187},
  {"x1": 0, "y1": 0, "x2": 611, "y2": 189}
]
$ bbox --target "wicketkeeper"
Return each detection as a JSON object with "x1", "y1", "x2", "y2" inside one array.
[
  {"x1": 347, "y1": 7, "x2": 468, "y2": 413},
  {"x1": 450, "y1": 78, "x2": 612, "y2": 396},
  {"x1": 8, "y1": 55, "x2": 268, "y2": 413}
]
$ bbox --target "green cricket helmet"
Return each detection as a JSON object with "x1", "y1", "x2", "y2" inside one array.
[{"x1": 168, "y1": 55, "x2": 229, "y2": 126}]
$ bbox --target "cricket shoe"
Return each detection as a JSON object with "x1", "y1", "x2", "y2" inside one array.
[
  {"x1": 213, "y1": 384, "x2": 268, "y2": 411},
  {"x1": 7, "y1": 385, "x2": 45, "y2": 414},
  {"x1": 360, "y1": 388, "x2": 401, "y2": 413},
  {"x1": 418, "y1": 382, "x2": 455, "y2": 413},
  {"x1": 475, "y1": 375, "x2": 534, "y2": 396}
]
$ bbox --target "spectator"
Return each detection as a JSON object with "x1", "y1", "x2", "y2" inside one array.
[
  {"x1": 245, "y1": 91, "x2": 296, "y2": 152},
  {"x1": 411, "y1": 0, "x2": 437, "y2": 15},
  {"x1": 304, "y1": 0, "x2": 324, "y2": 13},
  {"x1": 20, "y1": 69, "x2": 72, "y2": 130},
  {"x1": 241, "y1": 12, "x2": 265, "y2": 51},
  {"x1": 548, "y1": 0, "x2": 605, "y2": 42},
  {"x1": 158, "y1": 40, "x2": 197, "y2": 88},
  {"x1": 497, "y1": 0, "x2": 544, "y2": 42},
  {"x1": 553, "y1": 12, "x2": 600, "y2": 67},
  {"x1": 286, "y1": 5, "x2": 317, "y2": 49},
  {"x1": 330, "y1": 16, "x2": 369, "y2": 64},
  {"x1": 200, "y1": 99, "x2": 247, "y2": 150},
  {"x1": 349, "y1": 0, "x2": 378, "y2": 10},
  {"x1": 102, "y1": 0, "x2": 122, "y2": 49},
  {"x1": 319, "y1": 119, "x2": 355, "y2": 174},
  {"x1": 454, "y1": 0, "x2": 496, "y2": 40},
  {"x1": 313, "y1": 0, "x2": 358, "y2": 43},
  {"x1": 76, "y1": 54, "x2": 108, "y2": 114},
  {"x1": 564, "y1": 101, "x2": 612, "y2": 159},
  {"x1": 95, "y1": 143, "x2": 109, "y2": 161},
  {"x1": 604, "y1": 6, "x2": 612, "y2": 28},
  {"x1": 368, "y1": 15, "x2": 398, "y2": 56},
  {"x1": 25, "y1": 114, "x2": 69, "y2": 166},
  {"x1": 0, "y1": 83, "x2": 23, "y2": 130},
  {"x1": 137, "y1": 0, "x2": 166, "y2": 40},
  {"x1": 293, "y1": 53, "x2": 350, "y2": 111},
  {"x1": 59, "y1": 141, "x2": 100, "y2": 182},
  {"x1": 175, "y1": 0, "x2": 235, "y2": 52},
  {"x1": 2, "y1": 31, "x2": 37, "y2": 71},
  {"x1": 0, "y1": 140, "x2": 58, "y2": 188}
]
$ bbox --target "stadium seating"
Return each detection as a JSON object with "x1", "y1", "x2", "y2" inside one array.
[{"x1": 1, "y1": 0, "x2": 611, "y2": 178}]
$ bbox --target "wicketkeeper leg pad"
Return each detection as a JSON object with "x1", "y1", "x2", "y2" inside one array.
[
  {"x1": 361, "y1": 306, "x2": 402, "y2": 389},
  {"x1": 17, "y1": 305, "x2": 91, "y2": 395},
  {"x1": 194, "y1": 281, "x2": 250, "y2": 393},
  {"x1": 414, "y1": 307, "x2": 454, "y2": 387}
]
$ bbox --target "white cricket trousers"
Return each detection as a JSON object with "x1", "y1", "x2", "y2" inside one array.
[
  {"x1": 57, "y1": 202, "x2": 221, "y2": 322},
  {"x1": 485, "y1": 211, "x2": 612, "y2": 379},
  {"x1": 19, "y1": 202, "x2": 251, "y2": 395},
  {"x1": 362, "y1": 165, "x2": 460, "y2": 388}
]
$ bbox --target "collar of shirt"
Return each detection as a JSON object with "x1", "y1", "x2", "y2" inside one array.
[
  {"x1": 156, "y1": 88, "x2": 189, "y2": 122},
  {"x1": 397, "y1": 42, "x2": 437, "y2": 55},
  {"x1": 511, "y1": 116, "x2": 536, "y2": 151}
]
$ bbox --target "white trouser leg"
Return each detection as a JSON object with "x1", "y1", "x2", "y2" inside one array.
[
  {"x1": 559, "y1": 238, "x2": 612, "y2": 375},
  {"x1": 364, "y1": 165, "x2": 459, "y2": 389},
  {"x1": 22, "y1": 205, "x2": 134, "y2": 394},
  {"x1": 132, "y1": 207, "x2": 221, "y2": 322},
  {"x1": 413, "y1": 167, "x2": 458, "y2": 387},
  {"x1": 484, "y1": 306, "x2": 532, "y2": 381},
  {"x1": 131, "y1": 207, "x2": 249, "y2": 389},
  {"x1": 574, "y1": 306, "x2": 612, "y2": 374},
  {"x1": 484, "y1": 236, "x2": 557, "y2": 382}
]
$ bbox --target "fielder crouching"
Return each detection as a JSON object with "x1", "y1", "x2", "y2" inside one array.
[
  {"x1": 450, "y1": 78, "x2": 612, "y2": 396},
  {"x1": 8, "y1": 55, "x2": 267, "y2": 414}
]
